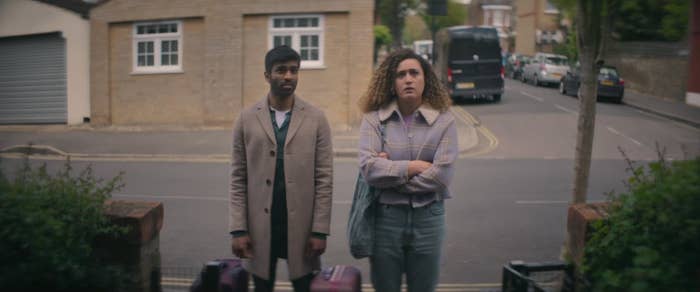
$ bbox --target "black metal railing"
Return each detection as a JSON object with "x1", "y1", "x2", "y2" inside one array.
[{"x1": 502, "y1": 260, "x2": 575, "y2": 292}]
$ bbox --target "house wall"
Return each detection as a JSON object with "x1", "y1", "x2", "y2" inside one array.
[
  {"x1": 108, "y1": 19, "x2": 205, "y2": 125},
  {"x1": 0, "y1": 0, "x2": 91, "y2": 125},
  {"x1": 90, "y1": 0, "x2": 373, "y2": 128},
  {"x1": 242, "y1": 13, "x2": 350, "y2": 123}
]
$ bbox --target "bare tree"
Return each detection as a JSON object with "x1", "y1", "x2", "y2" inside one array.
[{"x1": 572, "y1": 0, "x2": 610, "y2": 203}]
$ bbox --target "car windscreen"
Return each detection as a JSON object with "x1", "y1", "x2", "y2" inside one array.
[
  {"x1": 599, "y1": 67, "x2": 619, "y2": 77},
  {"x1": 450, "y1": 38, "x2": 500, "y2": 61},
  {"x1": 545, "y1": 57, "x2": 568, "y2": 65}
]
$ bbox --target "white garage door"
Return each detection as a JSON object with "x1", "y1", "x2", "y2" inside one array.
[{"x1": 0, "y1": 32, "x2": 67, "y2": 124}]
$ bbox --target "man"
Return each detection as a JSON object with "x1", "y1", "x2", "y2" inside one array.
[{"x1": 229, "y1": 45, "x2": 333, "y2": 292}]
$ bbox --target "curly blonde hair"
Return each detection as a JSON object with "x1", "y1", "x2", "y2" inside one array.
[{"x1": 359, "y1": 49, "x2": 451, "y2": 113}]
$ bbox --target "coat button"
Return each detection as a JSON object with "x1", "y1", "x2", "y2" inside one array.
[
  {"x1": 266, "y1": 179, "x2": 271, "y2": 186},
  {"x1": 264, "y1": 208, "x2": 269, "y2": 213},
  {"x1": 270, "y1": 150, "x2": 275, "y2": 157}
]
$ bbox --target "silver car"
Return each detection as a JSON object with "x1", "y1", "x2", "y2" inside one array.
[{"x1": 523, "y1": 53, "x2": 570, "y2": 86}]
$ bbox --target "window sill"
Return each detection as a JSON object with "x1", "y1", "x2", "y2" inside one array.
[
  {"x1": 300, "y1": 65, "x2": 326, "y2": 70},
  {"x1": 131, "y1": 69, "x2": 184, "y2": 75}
]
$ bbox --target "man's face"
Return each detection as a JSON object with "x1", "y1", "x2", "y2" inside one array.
[{"x1": 266, "y1": 60, "x2": 299, "y2": 98}]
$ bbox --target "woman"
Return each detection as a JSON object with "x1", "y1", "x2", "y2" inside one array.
[{"x1": 357, "y1": 49, "x2": 458, "y2": 291}]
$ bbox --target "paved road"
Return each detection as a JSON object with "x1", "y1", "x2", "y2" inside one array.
[{"x1": 2, "y1": 79, "x2": 698, "y2": 291}]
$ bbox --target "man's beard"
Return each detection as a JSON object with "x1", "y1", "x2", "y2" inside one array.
[{"x1": 271, "y1": 81, "x2": 296, "y2": 98}]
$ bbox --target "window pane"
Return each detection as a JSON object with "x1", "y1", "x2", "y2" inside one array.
[
  {"x1": 147, "y1": 42, "x2": 154, "y2": 53},
  {"x1": 171, "y1": 41, "x2": 178, "y2": 52},
  {"x1": 162, "y1": 54, "x2": 170, "y2": 65},
  {"x1": 147, "y1": 55, "x2": 154, "y2": 66},
  {"x1": 301, "y1": 35, "x2": 308, "y2": 47},
  {"x1": 171, "y1": 54, "x2": 178, "y2": 65},
  {"x1": 138, "y1": 55, "x2": 145, "y2": 66},
  {"x1": 274, "y1": 36, "x2": 283, "y2": 47},
  {"x1": 311, "y1": 35, "x2": 319, "y2": 47},
  {"x1": 138, "y1": 42, "x2": 145, "y2": 53},
  {"x1": 300, "y1": 49, "x2": 309, "y2": 60},
  {"x1": 274, "y1": 19, "x2": 282, "y2": 28},
  {"x1": 284, "y1": 36, "x2": 291, "y2": 46},
  {"x1": 284, "y1": 18, "x2": 294, "y2": 27},
  {"x1": 137, "y1": 26, "x2": 145, "y2": 34},
  {"x1": 310, "y1": 49, "x2": 318, "y2": 60},
  {"x1": 159, "y1": 24, "x2": 169, "y2": 33},
  {"x1": 298, "y1": 18, "x2": 308, "y2": 27},
  {"x1": 170, "y1": 23, "x2": 177, "y2": 33},
  {"x1": 311, "y1": 18, "x2": 318, "y2": 27},
  {"x1": 162, "y1": 41, "x2": 170, "y2": 52},
  {"x1": 147, "y1": 25, "x2": 157, "y2": 34}
]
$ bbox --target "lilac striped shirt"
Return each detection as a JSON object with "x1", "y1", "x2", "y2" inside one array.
[{"x1": 358, "y1": 101, "x2": 459, "y2": 207}]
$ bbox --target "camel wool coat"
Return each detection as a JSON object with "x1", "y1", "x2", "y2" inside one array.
[{"x1": 229, "y1": 96, "x2": 333, "y2": 280}]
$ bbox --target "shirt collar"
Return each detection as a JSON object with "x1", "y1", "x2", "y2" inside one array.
[{"x1": 378, "y1": 101, "x2": 440, "y2": 126}]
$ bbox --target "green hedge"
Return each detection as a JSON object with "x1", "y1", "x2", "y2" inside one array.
[
  {"x1": 0, "y1": 159, "x2": 127, "y2": 291},
  {"x1": 584, "y1": 157, "x2": 700, "y2": 291}
]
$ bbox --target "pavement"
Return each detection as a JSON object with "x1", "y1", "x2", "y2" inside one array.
[
  {"x1": 0, "y1": 91, "x2": 698, "y2": 162},
  {"x1": 0, "y1": 107, "x2": 480, "y2": 162}
]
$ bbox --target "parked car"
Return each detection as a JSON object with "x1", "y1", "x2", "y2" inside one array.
[
  {"x1": 522, "y1": 53, "x2": 570, "y2": 86},
  {"x1": 559, "y1": 65, "x2": 625, "y2": 103},
  {"x1": 510, "y1": 55, "x2": 531, "y2": 81},
  {"x1": 434, "y1": 26, "x2": 504, "y2": 103}
]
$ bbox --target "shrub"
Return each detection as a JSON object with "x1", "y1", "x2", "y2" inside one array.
[
  {"x1": 0, "y1": 158, "x2": 127, "y2": 291},
  {"x1": 583, "y1": 155, "x2": 700, "y2": 291}
]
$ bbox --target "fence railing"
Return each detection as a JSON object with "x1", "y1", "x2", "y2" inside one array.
[{"x1": 501, "y1": 260, "x2": 575, "y2": 292}]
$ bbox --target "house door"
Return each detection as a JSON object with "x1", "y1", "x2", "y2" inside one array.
[{"x1": 0, "y1": 32, "x2": 67, "y2": 124}]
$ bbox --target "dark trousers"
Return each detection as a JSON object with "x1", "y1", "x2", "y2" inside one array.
[
  {"x1": 252, "y1": 234, "x2": 313, "y2": 292},
  {"x1": 252, "y1": 258, "x2": 313, "y2": 292}
]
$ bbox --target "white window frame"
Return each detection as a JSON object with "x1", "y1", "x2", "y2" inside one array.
[
  {"x1": 132, "y1": 20, "x2": 183, "y2": 74},
  {"x1": 268, "y1": 15, "x2": 325, "y2": 69}
]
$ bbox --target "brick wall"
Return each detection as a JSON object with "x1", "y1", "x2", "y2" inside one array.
[
  {"x1": 90, "y1": 0, "x2": 373, "y2": 128},
  {"x1": 604, "y1": 41, "x2": 689, "y2": 101}
]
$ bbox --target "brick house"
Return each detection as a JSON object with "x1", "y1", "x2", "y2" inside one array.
[
  {"x1": 513, "y1": 0, "x2": 567, "y2": 56},
  {"x1": 89, "y1": 0, "x2": 373, "y2": 128}
]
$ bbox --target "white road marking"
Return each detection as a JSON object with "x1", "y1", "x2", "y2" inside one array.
[
  {"x1": 114, "y1": 194, "x2": 227, "y2": 201},
  {"x1": 520, "y1": 91, "x2": 544, "y2": 102},
  {"x1": 516, "y1": 200, "x2": 605, "y2": 205},
  {"x1": 554, "y1": 104, "x2": 578, "y2": 115},
  {"x1": 606, "y1": 126, "x2": 643, "y2": 146}
]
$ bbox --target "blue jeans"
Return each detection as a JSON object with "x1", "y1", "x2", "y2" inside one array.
[{"x1": 370, "y1": 201, "x2": 445, "y2": 292}]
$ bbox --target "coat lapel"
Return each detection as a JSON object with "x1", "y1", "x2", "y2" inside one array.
[
  {"x1": 285, "y1": 97, "x2": 306, "y2": 148},
  {"x1": 254, "y1": 99, "x2": 276, "y2": 145}
]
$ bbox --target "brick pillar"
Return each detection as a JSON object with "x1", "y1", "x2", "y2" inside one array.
[
  {"x1": 96, "y1": 200, "x2": 164, "y2": 292},
  {"x1": 565, "y1": 202, "x2": 609, "y2": 266}
]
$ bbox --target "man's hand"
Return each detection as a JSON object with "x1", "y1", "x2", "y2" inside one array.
[
  {"x1": 231, "y1": 235, "x2": 253, "y2": 259},
  {"x1": 408, "y1": 160, "x2": 432, "y2": 177},
  {"x1": 377, "y1": 152, "x2": 389, "y2": 159},
  {"x1": 305, "y1": 237, "x2": 326, "y2": 258}
]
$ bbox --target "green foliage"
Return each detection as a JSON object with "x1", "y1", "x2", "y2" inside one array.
[
  {"x1": 613, "y1": 0, "x2": 689, "y2": 41},
  {"x1": 374, "y1": 25, "x2": 393, "y2": 49},
  {"x1": 553, "y1": 26, "x2": 578, "y2": 63},
  {"x1": 377, "y1": 0, "x2": 419, "y2": 47},
  {"x1": 420, "y1": 0, "x2": 467, "y2": 34},
  {"x1": 584, "y1": 155, "x2": 700, "y2": 291},
  {"x1": 0, "y1": 159, "x2": 127, "y2": 291}
]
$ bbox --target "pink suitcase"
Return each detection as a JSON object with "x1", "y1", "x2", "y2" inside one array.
[
  {"x1": 190, "y1": 258, "x2": 249, "y2": 292},
  {"x1": 310, "y1": 265, "x2": 362, "y2": 292}
]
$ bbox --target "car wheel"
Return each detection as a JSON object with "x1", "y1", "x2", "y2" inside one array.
[
  {"x1": 492, "y1": 94, "x2": 501, "y2": 103},
  {"x1": 559, "y1": 81, "x2": 567, "y2": 95},
  {"x1": 534, "y1": 75, "x2": 540, "y2": 86}
]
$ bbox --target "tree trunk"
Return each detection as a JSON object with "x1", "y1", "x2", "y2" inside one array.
[
  {"x1": 572, "y1": 0, "x2": 605, "y2": 204},
  {"x1": 390, "y1": 0, "x2": 404, "y2": 49}
]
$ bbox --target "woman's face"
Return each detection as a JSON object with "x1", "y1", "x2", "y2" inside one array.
[{"x1": 393, "y1": 58, "x2": 425, "y2": 105}]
